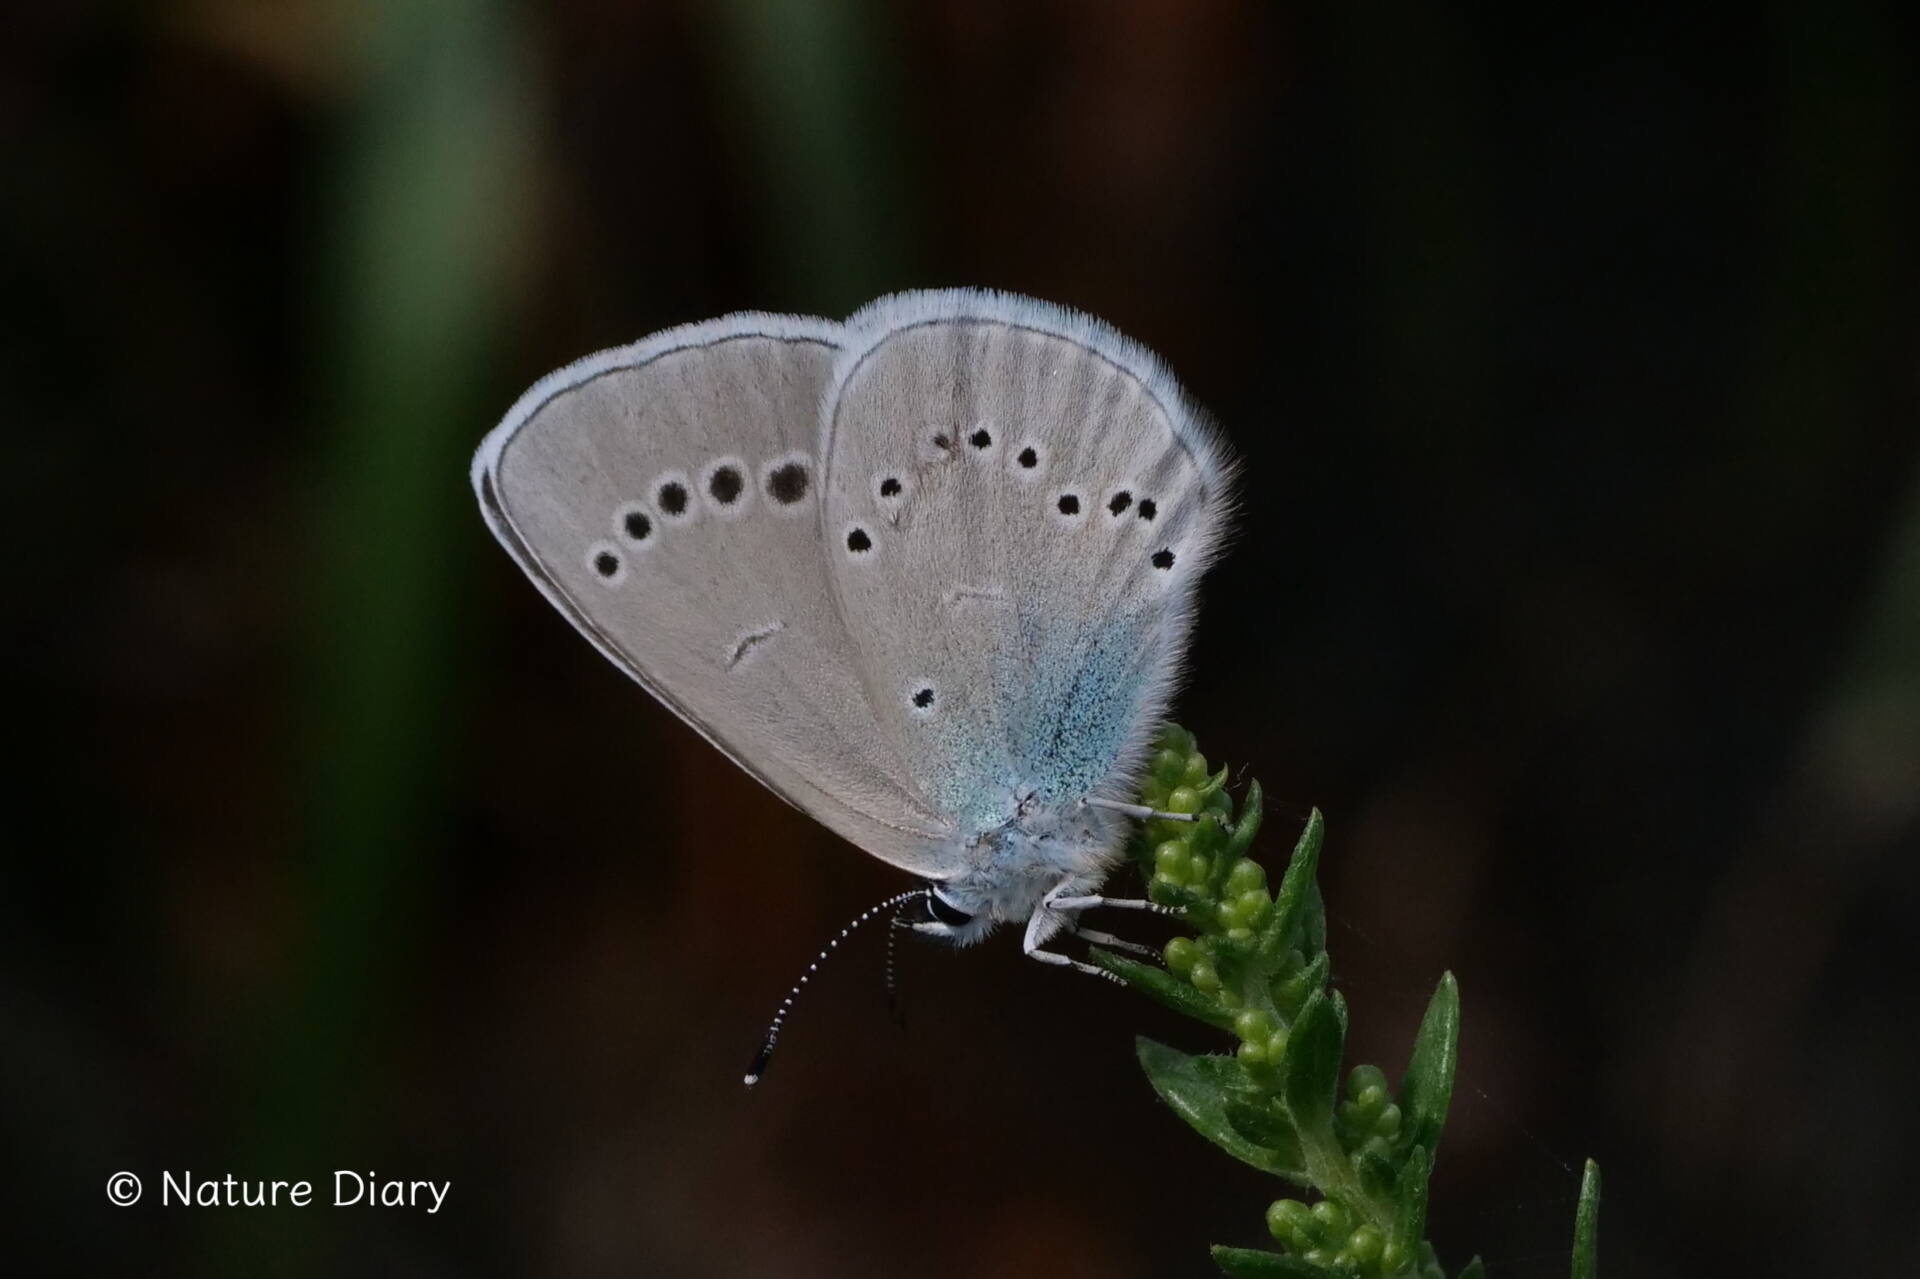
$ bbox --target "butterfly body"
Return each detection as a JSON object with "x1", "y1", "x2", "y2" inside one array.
[
  {"x1": 909, "y1": 793, "x2": 1125, "y2": 946},
  {"x1": 474, "y1": 290, "x2": 1233, "y2": 960}
]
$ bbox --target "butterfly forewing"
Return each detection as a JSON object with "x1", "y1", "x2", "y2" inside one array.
[
  {"x1": 474, "y1": 315, "x2": 950, "y2": 866},
  {"x1": 819, "y1": 292, "x2": 1234, "y2": 833}
]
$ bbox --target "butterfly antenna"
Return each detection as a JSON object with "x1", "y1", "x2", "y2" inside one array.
[
  {"x1": 884, "y1": 900, "x2": 913, "y2": 1027},
  {"x1": 744, "y1": 887, "x2": 929, "y2": 1088}
]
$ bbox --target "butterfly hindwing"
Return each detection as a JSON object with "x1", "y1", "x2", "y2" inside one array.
[
  {"x1": 473, "y1": 314, "x2": 950, "y2": 867},
  {"x1": 818, "y1": 290, "x2": 1234, "y2": 834}
]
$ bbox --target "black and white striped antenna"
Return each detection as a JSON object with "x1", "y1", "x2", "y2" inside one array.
[{"x1": 744, "y1": 887, "x2": 929, "y2": 1087}]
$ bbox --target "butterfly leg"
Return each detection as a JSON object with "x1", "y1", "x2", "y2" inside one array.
[
  {"x1": 1047, "y1": 893, "x2": 1178, "y2": 917},
  {"x1": 1082, "y1": 796, "x2": 1198, "y2": 823},
  {"x1": 1068, "y1": 926, "x2": 1162, "y2": 960},
  {"x1": 1042, "y1": 888, "x2": 1168, "y2": 961},
  {"x1": 1022, "y1": 908, "x2": 1125, "y2": 984}
]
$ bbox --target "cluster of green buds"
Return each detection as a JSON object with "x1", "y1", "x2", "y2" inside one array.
[
  {"x1": 1265, "y1": 1196, "x2": 1402, "y2": 1276},
  {"x1": 1338, "y1": 1065, "x2": 1406, "y2": 1165},
  {"x1": 1117, "y1": 726, "x2": 1336, "y2": 1047},
  {"x1": 1089, "y1": 725, "x2": 1524, "y2": 1279}
]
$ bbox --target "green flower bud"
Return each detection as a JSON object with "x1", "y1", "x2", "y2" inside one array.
[
  {"x1": 1311, "y1": 1200, "x2": 1349, "y2": 1234},
  {"x1": 1375, "y1": 1102, "x2": 1402, "y2": 1137},
  {"x1": 1348, "y1": 1064, "x2": 1389, "y2": 1100},
  {"x1": 1237, "y1": 1040, "x2": 1268, "y2": 1066},
  {"x1": 1163, "y1": 936, "x2": 1198, "y2": 977},
  {"x1": 1182, "y1": 752, "x2": 1210, "y2": 786},
  {"x1": 1189, "y1": 959, "x2": 1219, "y2": 992},
  {"x1": 1381, "y1": 1241, "x2": 1410, "y2": 1274},
  {"x1": 1167, "y1": 786, "x2": 1203, "y2": 814},
  {"x1": 1227, "y1": 926, "x2": 1254, "y2": 941},
  {"x1": 1152, "y1": 748, "x2": 1186, "y2": 779},
  {"x1": 1217, "y1": 987, "x2": 1243, "y2": 1009},
  {"x1": 1266, "y1": 1198, "x2": 1315, "y2": 1246},
  {"x1": 1235, "y1": 1008, "x2": 1278, "y2": 1044},
  {"x1": 1345, "y1": 1225, "x2": 1385, "y2": 1265},
  {"x1": 1237, "y1": 888, "x2": 1273, "y2": 926},
  {"x1": 1153, "y1": 839, "x2": 1191, "y2": 877},
  {"x1": 1265, "y1": 1028, "x2": 1290, "y2": 1061},
  {"x1": 1187, "y1": 851, "x2": 1213, "y2": 883},
  {"x1": 1226, "y1": 859, "x2": 1268, "y2": 895},
  {"x1": 1356, "y1": 1083, "x2": 1387, "y2": 1112}
]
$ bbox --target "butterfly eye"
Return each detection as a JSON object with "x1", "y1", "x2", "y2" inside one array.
[{"x1": 925, "y1": 892, "x2": 973, "y2": 928}]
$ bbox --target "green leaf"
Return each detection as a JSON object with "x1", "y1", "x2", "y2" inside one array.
[
  {"x1": 1224, "y1": 1098, "x2": 1305, "y2": 1170},
  {"x1": 1261, "y1": 809, "x2": 1325, "y2": 955},
  {"x1": 1201, "y1": 763, "x2": 1231, "y2": 799},
  {"x1": 1390, "y1": 1145, "x2": 1430, "y2": 1263},
  {"x1": 1300, "y1": 880, "x2": 1327, "y2": 958},
  {"x1": 1274, "y1": 951, "x2": 1331, "y2": 1019},
  {"x1": 1211, "y1": 1245, "x2": 1341, "y2": 1278},
  {"x1": 1356, "y1": 1147, "x2": 1399, "y2": 1197},
  {"x1": 1280, "y1": 989, "x2": 1346, "y2": 1141},
  {"x1": 1399, "y1": 972, "x2": 1460, "y2": 1157},
  {"x1": 1571, "y1": 1159, "x2": 1601, "y2": 1279},
  {"x1": 1457, "y1": 1258, "x2": 1486, "y2": 1279},
  {"x1": 1088, "y1": 950, "x2": 1236, "y2": 1032},
  {"x1": 1137, "y1": 1038, "x2": 1307, "y2": 1177},
  {"x1": 1226, "y1": 778, "x2": 1265, "y2": 858}
]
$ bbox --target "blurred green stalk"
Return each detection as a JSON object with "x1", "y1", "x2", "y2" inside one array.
[
  {"x1": 228, "y1": 1, "x2": 530, "y2": 1272},
  {"x1": 706, "y1": 0, "x2": 916, "y2": 309}
]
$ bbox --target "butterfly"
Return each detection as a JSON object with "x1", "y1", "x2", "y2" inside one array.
[{"x1": 472, "y1": 289, "x2": 1235, "y2": 1077}]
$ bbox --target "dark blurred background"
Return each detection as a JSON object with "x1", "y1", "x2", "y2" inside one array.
[{"x1": 5, "y1": 2, "x2": 1916, "y2": 1276}]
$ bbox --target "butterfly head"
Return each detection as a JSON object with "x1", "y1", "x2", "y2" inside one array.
[{"x1": 905, "y1": 885, "x2": 996, "y2": 947}]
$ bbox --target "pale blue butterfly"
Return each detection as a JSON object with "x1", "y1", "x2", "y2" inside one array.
[{"x1": 472, "y1": 289, "x2": 1235, "y2": 1080}]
